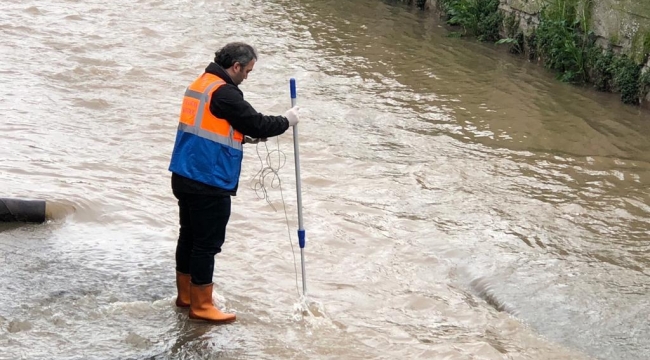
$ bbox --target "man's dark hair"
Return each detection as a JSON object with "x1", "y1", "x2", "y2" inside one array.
[{"x1": 214, "y1": 42, "x2": 257, "y2": 68}]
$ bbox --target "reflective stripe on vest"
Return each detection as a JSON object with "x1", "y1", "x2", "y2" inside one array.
[{"x1": 178, "y1": 75, "x2": 243, "y2": 151}]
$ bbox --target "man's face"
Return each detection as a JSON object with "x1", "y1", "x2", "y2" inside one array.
[{"x1": 231, "y1": 59, "x2": 255, "y2": 85}]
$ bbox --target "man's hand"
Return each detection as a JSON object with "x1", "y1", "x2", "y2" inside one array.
[
  {"x1": 284, "y1": 106, "x2": 300, "y2": 127},
  {"x1": 244, "y1": 136, "x2": 267, "y2": 144}
]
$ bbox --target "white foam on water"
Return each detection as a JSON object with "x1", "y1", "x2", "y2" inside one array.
[{"x1": 291, "y1": 295, "x2": 337, "y2": 330}]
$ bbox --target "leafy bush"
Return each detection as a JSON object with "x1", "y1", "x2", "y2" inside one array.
[
  {"x1": 535, "y1": 0, "x2": 594, "y2": 83},
  {"x1": 590, "y1": 49, "x2": 615, "y2": 92},
  {"x1": 440, "y1": 0, "x2": 503, "y2": 42},
  {"x1": 613, "y1": 55, "x2": 642, "y2": 105}
]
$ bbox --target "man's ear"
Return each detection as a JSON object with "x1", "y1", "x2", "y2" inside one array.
[{"x1": 233, "y1": 62, "x2": 241, "y2": 72}]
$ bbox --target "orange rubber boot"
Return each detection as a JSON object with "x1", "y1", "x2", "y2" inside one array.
[
  {"x1": 188, "y1": 283, "x2": 236, "y2": 323},
  {"x1": 175, "y1": 271, "x2": 191, "y2": 308}
]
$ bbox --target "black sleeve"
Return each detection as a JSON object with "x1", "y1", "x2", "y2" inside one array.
[{"x1": 209, "y1": 85, "x2": 290, "y2": 139}]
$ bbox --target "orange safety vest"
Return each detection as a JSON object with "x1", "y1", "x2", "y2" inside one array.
[
  {"x1": 169, "y1": 73, "x2": 245, "y2": 190},
  {"x1": 179, "y1": 73, "x2": 244, "y2": 147}
]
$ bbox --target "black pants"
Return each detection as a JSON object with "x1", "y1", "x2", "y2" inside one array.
[{"x1": 173, "y1": 190, "x2": 231, "y2": 286}]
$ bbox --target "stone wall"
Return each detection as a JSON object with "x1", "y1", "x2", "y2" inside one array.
[{"x1": 499, "y1": 0, "x2": 650, "y2": 62}]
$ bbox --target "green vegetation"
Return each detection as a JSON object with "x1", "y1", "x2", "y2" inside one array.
[
  {"x1": 591, "y1": 48, "x2": 615, "y2": 92},
  {"x1": 535, "y1": 0, "x2": 594, "y2": 83},
  {"x1": 612, "y1": 55, "x2": 643, "y2": 104},
  {"x1": 589, "y1": 46, "x2": 650, "y2": 105},
  {"x1": 439, "y1": 0, "x2": 503, "y2": 42},
  {"x1": 428, "y1": 0, "x2": 650, "y2": 106}
]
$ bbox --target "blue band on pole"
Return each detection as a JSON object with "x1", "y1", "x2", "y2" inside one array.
[
  {"x1": 298, "y1": 229, "x2": 305, "y2": 248},
  {"x1": 290, "y1": 78, "x2": 297, "y2": 99}
]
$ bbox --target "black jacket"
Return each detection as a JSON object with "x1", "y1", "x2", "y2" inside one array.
[{"x1": 172, "y1": 63, "x2": 291, "y2": 196}]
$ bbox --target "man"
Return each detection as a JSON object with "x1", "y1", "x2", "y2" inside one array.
[{"x1": 168, "y1": 42, "x2": 299, "y2": 324}]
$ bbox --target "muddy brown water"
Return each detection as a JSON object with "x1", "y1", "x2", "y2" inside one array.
[{"x1": 1, "y1": 0, "x2": 648, "y2": 359}]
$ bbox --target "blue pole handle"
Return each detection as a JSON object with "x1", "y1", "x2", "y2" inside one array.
[{"x1": 290, "y1": 78, "x2": 297, "y2": 100}]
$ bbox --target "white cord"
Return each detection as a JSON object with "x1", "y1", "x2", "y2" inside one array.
[{"x1": 249, "y1": 139, "x2": 301, "y2": 297}]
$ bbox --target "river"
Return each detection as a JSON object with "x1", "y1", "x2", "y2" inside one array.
[{"x1": 1, "y1": 0, "x2": 648, "y2": 359}]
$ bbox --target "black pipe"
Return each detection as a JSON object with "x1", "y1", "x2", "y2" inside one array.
[{"x1": 0, "y1": 198, "x2": 47, "y2": 223}]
